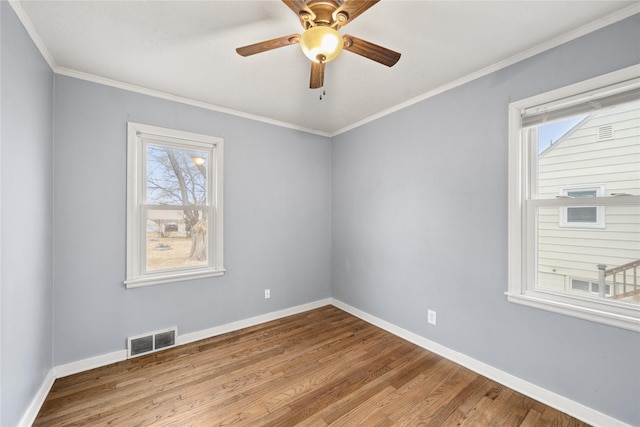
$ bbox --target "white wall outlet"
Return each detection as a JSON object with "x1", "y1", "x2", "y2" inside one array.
[
  {"x1": 428, "y1": 309, "x2": 437, "y2": 325},
  {"x1": 265, "y1": 289, "x2": 270, "y2": 299}
]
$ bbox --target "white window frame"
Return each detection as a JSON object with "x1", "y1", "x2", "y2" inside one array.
[
  {"x1": 558, "y1": 185, "x2": 605, "y2": 229},
  {"x1": 125, "y1": 122, "x2": 224, "y2": 288},
  {"x1": 507, "y1": 65, "x2": 640, "y2": 331}
]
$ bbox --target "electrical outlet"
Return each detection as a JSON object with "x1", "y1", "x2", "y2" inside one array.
[
  {"x1": 427, "y1": 309, "x2": 437, "y2": 325},
  {"x1": 265, "y1": 289, "x2": 270, "y2": 299}
]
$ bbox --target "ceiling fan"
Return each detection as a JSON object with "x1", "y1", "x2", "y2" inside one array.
[{"x1": 236, "y1": 0, "x2": 401, "y2": 89}]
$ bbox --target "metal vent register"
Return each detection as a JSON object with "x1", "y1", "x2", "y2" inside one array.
[{"x1": 127, "y1": 327, "x2": 177, "y2": 358}]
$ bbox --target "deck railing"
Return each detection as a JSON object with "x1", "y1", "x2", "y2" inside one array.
[{"x1": 598, "y1": 260, "x2": 640, "y2": 300}]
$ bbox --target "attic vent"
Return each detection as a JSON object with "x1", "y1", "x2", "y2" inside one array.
[
  {"x1": 128, "y1": 327, "x2": 177, "y2": 358},
  {"x1": 598, "y1": 125, "x2": 613, "y2": 140}
]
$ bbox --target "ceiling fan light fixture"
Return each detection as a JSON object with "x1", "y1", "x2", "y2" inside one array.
[{"x1": 299, "y1": 26, "x2": 343, "y2": 63}]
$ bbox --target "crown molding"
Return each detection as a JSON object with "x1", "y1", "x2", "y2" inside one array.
[
  {"x1": 330, "y1": 3, "x2": 640, "y2": 136},
  {"x1": 54, "y1": 67, "x2": 332, "y2": 138}
]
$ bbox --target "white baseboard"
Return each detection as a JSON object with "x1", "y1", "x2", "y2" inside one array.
[
  {"x1": 18, "y1": 370, "x2": 55, "y2": 427},
  {"x1": 53, "y1": 349, "x2": 128, "y2": 379},
  {"x1": 178, "y1": 298, "x2": 332, "y2": 346},
  {"x1": 22, "y1": 297, "x2": 626, "y2": 427},
  {"x1": 330, "y1": 298, "x2": 629, "y2": 427}
]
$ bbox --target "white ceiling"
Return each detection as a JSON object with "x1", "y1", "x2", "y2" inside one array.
[{"x1": 12, "y1": 0, "x2": 639, "y2": 135}]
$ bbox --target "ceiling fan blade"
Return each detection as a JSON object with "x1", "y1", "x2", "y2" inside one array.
[
  {"x1": 309, "y1": 61, "x2": 325, "y2": 89},
  {"x1": 343, "y1": 35, "x2": 401, "y2": 67},
  {"x1": 333, "y1": 0, "x2": 380, "y2": 26},
  {"x1": 236, "y1": 34, "x2": 300, "y2": 57},
  {"x1": 282, "y1": 0, "x2": 316, "y2": 22}
]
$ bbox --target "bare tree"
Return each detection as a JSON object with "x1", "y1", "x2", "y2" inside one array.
[{"x1": 189, "y1": 219, "x2": 207, "y2": 261}]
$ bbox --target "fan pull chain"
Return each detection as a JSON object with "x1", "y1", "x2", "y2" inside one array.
[{"x1": 319, "y1": 89, "x2": 326, "y2": 100}]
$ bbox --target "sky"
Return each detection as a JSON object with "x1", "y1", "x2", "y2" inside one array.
[{"x1": 538, "y1": 115, "x2": 588, "y2": 153}]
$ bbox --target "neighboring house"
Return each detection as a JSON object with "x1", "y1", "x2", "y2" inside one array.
[
  {"x1": 537, "y1": 99, "x2": 640, "y2": 303},
  {"x1": 147, "y1": 210, "x2": 190, "y2": 234}
]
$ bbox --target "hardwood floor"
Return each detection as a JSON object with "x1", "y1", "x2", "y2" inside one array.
[{"x1": 34, "y1": 306, "x2": 591, "y2": 426}]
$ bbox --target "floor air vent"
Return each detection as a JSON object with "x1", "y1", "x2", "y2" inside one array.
[{"x1": 128, "y1": 327, "x2": 177, "y2": 358}]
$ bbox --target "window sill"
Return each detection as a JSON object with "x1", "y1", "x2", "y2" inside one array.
[
  {"x1": 125, "y1": 269, "x2": 226, "y2": 289},
  {"x1": 506, "y1": 292, "x2": 640, "y2": 332}
]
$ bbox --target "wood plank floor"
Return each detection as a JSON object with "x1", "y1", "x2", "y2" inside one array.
[{"x1": 34, "y1": 306, "x2": 591, "y2": 426}]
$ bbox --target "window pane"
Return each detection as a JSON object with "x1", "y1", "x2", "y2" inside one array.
[
  {"x1": 566, "y1": 190, "x2": 597, "y2": 198},
  {"x1": 571, "y1": 279, "x2": 590, "y2": 292},
  {"x1": 567, "y1": 207, "x2": 597, "y2": 223},
  {"x1": 146, "y1": 209, "x2": 208, "y2": 272},
  {"x1": 146, "y1": 144, "x2": 208, "y2": 206},
  {"x1": 537, "y1": 205, "x2": 640, "y2": 305}
]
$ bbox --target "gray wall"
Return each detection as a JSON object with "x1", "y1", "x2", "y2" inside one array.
[
  {"x1": 0, "y1": 2, "x2": 54, "y2": 426},
  {"x1": 331, "y1": 14, "x2": 640, "y2": 425},
  {"x1": 52, "y1": 76, "x2": 332, "y2": 366}
]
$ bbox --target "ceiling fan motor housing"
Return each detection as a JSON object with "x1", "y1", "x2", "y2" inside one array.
[{"x1": 300, "y1": 0, "x2": 344, "y2": 29}]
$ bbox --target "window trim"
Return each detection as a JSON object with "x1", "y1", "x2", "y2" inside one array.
[
  {"x1": 507, "y1": 64, "x2": 640, "y2": 331},
  {"x1": 125, "y1": 122, "x2": 224, "y2": 288}
]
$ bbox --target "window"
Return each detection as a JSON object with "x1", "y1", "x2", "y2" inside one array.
[
  {"x1": 508, "y1": 65, "x2": 640, "y2": 331},
  {"x1": 126, "y1": 123, "x2": 224, "y2": 288},
  {"x1": 558, "y1": 185, "x2": 605, "y2": 228},
  {"x1": 570, "y1": 278, "x2": 611, "y2": 297}
]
